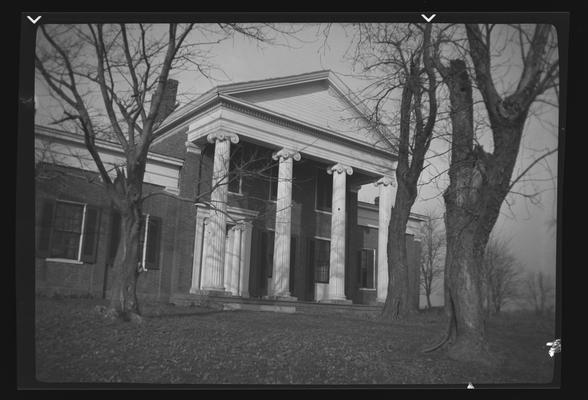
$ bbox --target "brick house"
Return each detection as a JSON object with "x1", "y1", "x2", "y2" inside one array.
[{"x1": 35, "y1": 70, "x2": 424, "y2": 307}]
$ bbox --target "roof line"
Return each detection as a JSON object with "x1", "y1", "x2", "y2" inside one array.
[
  {"x1": 155, "y1": 70, "x2": 333, "y2": 132},
  {"x1": 154, "y1": 70, "x2": 397, "y2": 153},
  {"x1": 35, "y1": 125, "x2": 184, "y2": 166}
]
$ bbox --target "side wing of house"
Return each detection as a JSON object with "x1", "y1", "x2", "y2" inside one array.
[{"x1": 34, "y1": 125, "x2": 195, "y2": 301}]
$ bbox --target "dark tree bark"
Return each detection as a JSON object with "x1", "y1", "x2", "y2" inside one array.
[
  {"x1": 106, "y1": 168, "x2": 145, "y2": 319},
  {"x1": 381, "y1": 24, "x2": 438, "y2": 320},
  {"x1": 424, "y1": 24, "x2": 556, "y2": 363}
]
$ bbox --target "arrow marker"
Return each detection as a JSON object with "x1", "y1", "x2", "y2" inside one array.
[
  {"x1": 27, "y1": 16, "x2": 41, "y2": 24},
  {"x1": 421, "y1": 14, "x2": 436, "y2": 22}
]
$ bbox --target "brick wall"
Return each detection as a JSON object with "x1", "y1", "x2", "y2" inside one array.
[{"x1": 35, "y1": 153, "x2": 197, "y2": 303}]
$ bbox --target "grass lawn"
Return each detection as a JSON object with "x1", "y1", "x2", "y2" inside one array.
[{"x1": 33, "y1": 297, "x2": 557, "y2": 386}]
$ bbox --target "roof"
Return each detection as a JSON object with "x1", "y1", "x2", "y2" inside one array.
[{"x1": 153, "y1": 70, "x2": 396, "y2": 155}]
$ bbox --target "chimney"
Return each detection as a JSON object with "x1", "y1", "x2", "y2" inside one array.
[{"x1": 151, "y1": 79, "x2": 179, "y2": 126}]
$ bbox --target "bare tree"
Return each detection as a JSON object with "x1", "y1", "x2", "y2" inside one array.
[
  {"x1": 35, "y1": 23, "x2": 285, "y2": 321},
  {"x1": 481, "y1": 236, "x2": 521, "y2": 315},
  {"x1": 524, "y1": 270, "x2": 555, "y2": 316},
  {"x1": 424, "y1": 24, "x2": 558, "y2": 363},
  {"x1": 346, "y1": 23, "x2": 441, "y2": 320},
  {"x1": 419, "y1": 211, "x2": 445, "y2": 309}
]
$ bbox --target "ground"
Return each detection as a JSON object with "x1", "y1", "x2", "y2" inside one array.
[{"x1": 33, "y1": 297, "x2": 556, "y2": 386}]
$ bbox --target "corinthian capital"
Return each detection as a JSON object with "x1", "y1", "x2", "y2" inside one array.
[
  {"x1": 327, "y1": 163, "x2": 353, "y2": 176},
  {"x1": 206, "y1": 131, "x2": 239, "y2": 144},
  {"x1": 272, "y1": 148, "x2": 301, "y2": 162},
  {"x1": 374, "y1": 175, "x2": 395, "y2": 187}
]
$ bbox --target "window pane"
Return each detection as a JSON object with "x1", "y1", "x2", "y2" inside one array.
[
  {"x1": 359, "y1": 249, "x2": 375, "y2": 289},
  {"x1": 50, "y1": 202, "x2": 84, "y2": 259},
  {"x1": 53, "y1": 202, "x2": 84, "y2": 233},
  {"x1": 315, "y1": 239, "x2": 330, "y2": 283},
  {"x1": 229, "y1": 145, "x2": 243, "y2": 194},
  {"x1": 50, "y1": 231, "x2": 81, "y2": 259},
  {"x1": 269, "y1": 163, "x2": 278, "y2": 201},
  {"x1": 316, "y1": 172, "x2": 332, "y2": 211},
  {"x1": 366, "y1": 250, "x2": 375, "y2": 289}
]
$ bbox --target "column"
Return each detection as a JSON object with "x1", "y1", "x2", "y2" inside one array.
[
  {"x1": 223, "y1": 227, "x2": 235, "y2": 293},
  {"x1": 200, "y1": 131, "x2": 239, "y2": 293},
  {"x1": 238, "y1": 222, "x2": 253, "y2": 298},
  {"x1": 230, "y1": 224, "x2": 243, "y2": 295},
  {"x1": 325, "y1": 163, "x2": 353, "y2": 303},
  {"x1": 374, "y1": 175, "x2": 395, "y2": 303},
  {"x1": 270, "y1": 149, "x2": 301, "y2": 299}
]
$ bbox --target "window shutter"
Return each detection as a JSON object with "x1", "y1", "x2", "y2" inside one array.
[
  {"x1": 357, "y1": 250, "x2": 363, "y2": 285},
  {"x1": 144, "y1": 216, "x2": 162, "y2": 270},
  {"x1": 37, "y1": 200, "x2": 55, "y2": 258},
  {"x1": 80, "y1": 206, "x2": 101, "y2": 263},
  {"x1": 106, "y1": 210, "x2": 121, "y2": 267}
]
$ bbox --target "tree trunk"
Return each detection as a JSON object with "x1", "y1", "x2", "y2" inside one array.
[
  {"x1": 381, "y1": 191, "x2": 414, "y2": 320},
  {"x1": 444, "y1": 194, "x2": 493, "y2": 363},
  {"x1": 425, "y1": 59, "x2": 499, "y2": 365},
  {"x1": 103, "y1": 170, "x2": 145, "y2": 322},
  {"x1": 108, "y1": 208, "x2": 142, "y2": 320},
  {"x1": 426, "y1": 292, "x2": 432, "y2": 309}
]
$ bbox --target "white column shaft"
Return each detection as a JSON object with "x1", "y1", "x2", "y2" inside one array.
[
  {"x1": 375, "y1": 176, "x2": 395, "y2": 302},
  {"x1": 272, "y1": 156, "x2": 294, "y2": 297},
  {"x1": 239, "y1": 223, "x2": 252, "y2": 297},
  {"x1": 328, "y1": 169, "x2": 348, "y2": 301},
  {"x1": 223, "y1": 228, "x2": 235, "y2": 293},
  {"x1": 201, "y1": 137, "x2": 231, "y2": 291},
  {"x1": 231, "y1": 226, "x2": 242, "y2": 295}
]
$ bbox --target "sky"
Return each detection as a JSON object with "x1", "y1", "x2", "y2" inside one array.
[{"x1": 35, "y1": 23, "x2": 560, "y2": 307}]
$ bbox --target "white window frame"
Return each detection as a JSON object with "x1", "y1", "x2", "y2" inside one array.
[
  {"x1": 359, "y1": 247, "x2": 376, "y2": 290},
  {"x1": 46, "y1": 199, "x2": 87, "y2": 264},
  {"x1": 313, "y1": 236, "x2": 331, "y2": 283},
  {"x1": 314, "y1": 173, "x2": 332, "y2": 214}
]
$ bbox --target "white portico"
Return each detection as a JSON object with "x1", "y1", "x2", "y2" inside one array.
[{"x1": 154, "y1": 70, "x2": 399, "y2": 303}]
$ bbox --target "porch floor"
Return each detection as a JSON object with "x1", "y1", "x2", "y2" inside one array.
[{"x1": 169, "y1": 293, "x2": 383, "y2": 317}]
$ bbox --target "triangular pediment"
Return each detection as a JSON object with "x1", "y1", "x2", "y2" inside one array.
[
  {"x1": 217, "y1": 71, "x2": 395, "y2": 153},
  {"x1": 154, "y1": 71, "x2": 397, "y2": 159}
]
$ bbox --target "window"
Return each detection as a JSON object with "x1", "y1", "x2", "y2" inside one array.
[
  {"x1": 315, "y1": 170, "x2": 332, "y2": 212},
  {"x1": 37, "y1": 199, "x2": 101, "y2": 263},
  {"x1": 358, "y1": 248, "x2": 376, "y2": 289},
  {"x1": 310, "y1": 238, "x2": 330, "y2": 283},
  {"x1": 228, "y1": 144, "x2": 244, "y2": 194},
  {"x1": 138, "y1": 214, "x2": 162, "y2": 271},
  {"x1": 268, "y1": 162, "x2": 279, "y2": 201},
  {"x1": 260, "y1": 230, "x2": 275, "y2": 278}
]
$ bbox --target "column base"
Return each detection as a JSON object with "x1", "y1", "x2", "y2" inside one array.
[
  {"x1": 191, "y1": 289, "x2": 232, "y2": 297},
  {"x1": 319, "y1": 298, "x2": 353, "y2": 305}
]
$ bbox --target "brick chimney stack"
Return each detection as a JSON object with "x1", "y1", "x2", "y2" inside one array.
[{"x1": 151, "y1": 79, "x2": 179, "y2": 126}]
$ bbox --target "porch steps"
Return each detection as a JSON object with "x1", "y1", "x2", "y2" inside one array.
[{"x1": 169, "y1": 293, "x2": 383, "y2": 318}]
